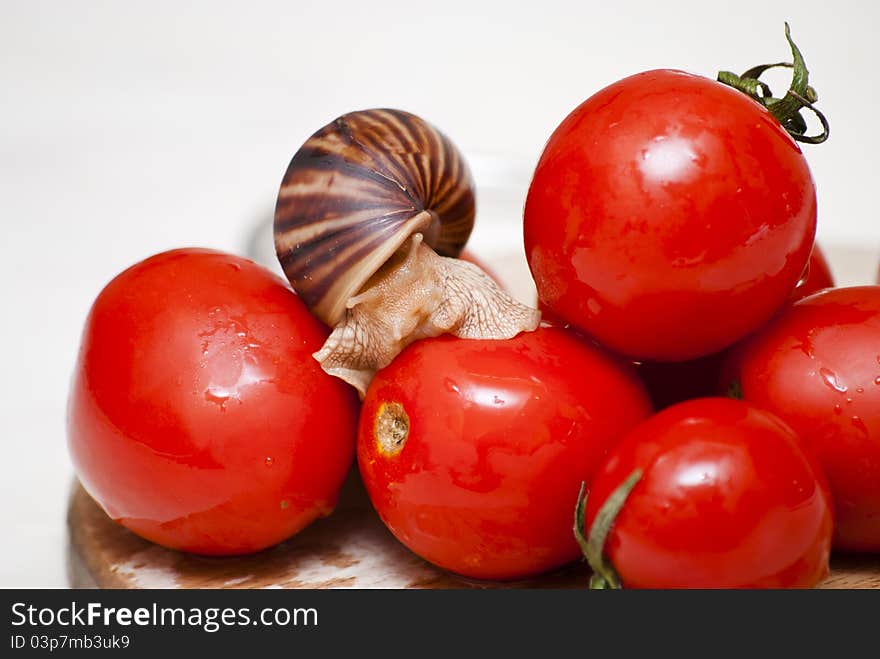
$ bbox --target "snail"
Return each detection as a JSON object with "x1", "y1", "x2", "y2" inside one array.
[{"x1": 274, "y1": 108, "x2": 540, "y2": 395}]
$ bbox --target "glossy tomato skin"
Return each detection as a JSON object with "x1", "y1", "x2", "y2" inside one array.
[
  {"x1": 358, "y1": 328, "x2": 653, "y2": 580},
  {"x1": 721, "y1": 286, "x2": 880, "y2": 551},
  {"x1": 525, "y1": 69, "x2": 816, "y2": 361},
  {"x1": 584, "y1": 398, "x2": 832, "y2": 588},
  {"x1": 791, "y1": 244, "x2": 834, "y2": 302},
  {"x1": 632, "y1": 240, "x2": 826, "y2": 406},
  {"x1": 68, "y1": 248, "x2": 359, "y2": 555}
]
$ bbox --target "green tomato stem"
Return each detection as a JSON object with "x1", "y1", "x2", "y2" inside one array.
[
  {"x1": 717, "y1": 22, "x2": 829, "y2": 144},
  {"x1": 573, "y1": 470, "x2": 643, "y2": 590}
]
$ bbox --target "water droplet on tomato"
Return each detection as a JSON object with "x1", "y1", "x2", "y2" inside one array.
[
  {"x1": 265, "y1": 456, "x2": 274, "y2": 467},
  {"x1": 204, "y1": 388, "x2": 230, "y2": 411},
  {"x1": 819, "y1": 368, "x2": 848, "y2": 393},
  {"x1": 856, "y1": 387, "x2": 865, "y2": 394},
  {"x1": 228, "y1": 262, "x2": 242, "y2": 272},
  {"x1": 875, "y1": 377, "x2": 880, "y2": 386},
  {"x1": 834, "y1": 404, "x2": 842, "y2": 415}
]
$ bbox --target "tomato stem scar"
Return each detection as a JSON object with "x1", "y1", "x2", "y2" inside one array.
[{"x1": 375, "y1": 401, "x2": 410, "y2": 456}]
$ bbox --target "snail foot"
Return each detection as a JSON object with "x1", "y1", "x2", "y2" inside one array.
[{"x1": 313, "y1": 235, "x2": 540, "y2": 396}]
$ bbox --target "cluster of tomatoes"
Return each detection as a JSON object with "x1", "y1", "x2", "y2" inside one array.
[
  {"x1": 68, "y1": 31, "x2": 880, "y2": 589},
  {"x1": 517, "y1": 63, "x2": 879, "y2": 587}
]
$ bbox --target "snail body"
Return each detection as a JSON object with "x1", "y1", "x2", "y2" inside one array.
[{"x1": 275, "y1": 109, "x2": 539, "y2": 394}]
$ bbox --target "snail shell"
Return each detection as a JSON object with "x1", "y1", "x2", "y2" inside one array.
[
  {"x1": 274, "y1": 108, "x2": 540, "y2": 394},
  {"x1": 274, "y1": 108, "x2": 476, "y2": 327}
]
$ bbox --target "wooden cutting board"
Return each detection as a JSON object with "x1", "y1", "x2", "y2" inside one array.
[
  {"x1": 67, "y1": 471, "x2": 589, "y2": 589},
  {"x1": 67, "y1": 471, "x2": 880, "y2": 589}
]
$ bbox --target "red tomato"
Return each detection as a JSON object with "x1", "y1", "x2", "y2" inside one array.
[
  {"x1": 721, "y1": 286, "x2": 880, "y2": 551},
  {"x1": 637, "y1": 244, "x2": 828, "y2": 403},
  {"x1": 68, "y1": 248, "x2": 359, "y2": 555},
  {"x1": 357, "y1": 328, "x2": 652, "y2": 580},
  {"x1": 581, "y1": 398, "x2": 832, "y2": 588},
  {"x1": 792, "y1": 244, "x2": 834, "y2": 301},
  {"x1": 524, "y1": 69, "x2": 816, "y2": 361}
]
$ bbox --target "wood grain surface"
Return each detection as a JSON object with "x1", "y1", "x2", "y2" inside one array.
[
  {"x1": 67, "y1": 471, "x2": 589, "y2": 589},
  {"x1": 68, "y1": 473, "x2": 880, "y2": 589}
]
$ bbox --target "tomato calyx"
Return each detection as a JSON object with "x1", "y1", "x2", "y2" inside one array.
[
  {"x1": 573, "y1": 470, "x2": 643, "y2": 590},
  {"x1": 717, "y1": 22, "x2": 828, "y2": 144}
]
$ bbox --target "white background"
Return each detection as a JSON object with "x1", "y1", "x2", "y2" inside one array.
[{"x1": 2, "y1": 1, "x2": 878, "y2": 586}]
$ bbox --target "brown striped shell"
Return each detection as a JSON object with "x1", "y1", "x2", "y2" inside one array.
[{"x1": 274, "y1": 108, "x2": 476, "y2": 327}]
